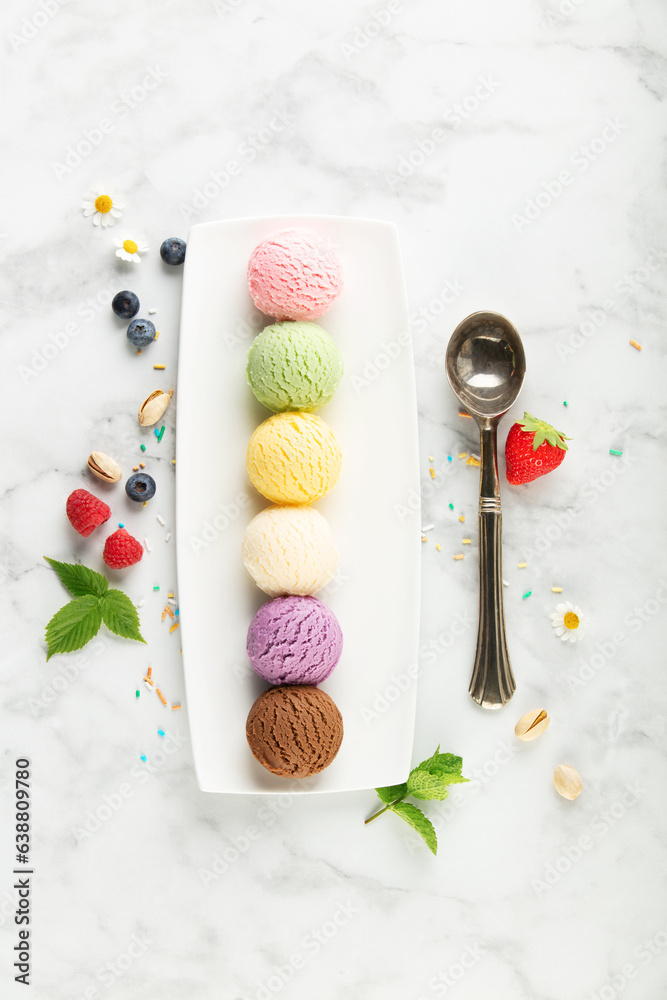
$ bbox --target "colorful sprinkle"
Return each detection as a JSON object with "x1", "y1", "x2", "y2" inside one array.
[
  {"x1": 135, "y1": 690, "x2": 140, "y2": 698},
  {"x1": 154, "y1": 363, "x2": 166, "y2": 370},
  {"x1": 458, "y1": 452, "x2": 467, "y2": 459},
  {"x1": 139, "y1": 462, "x2": 146, "y2": 469},
  {"x1": 140, "y1": 754, "x2": 147, "y2": 762},
  {"x1": 453, "y1": 554, "x2": 464, "y2": 560},
  {"x1": 448, "y1": 503, "x2": 454, "y2": 511},
  {"x1": 421, "y1": 536, "x2": 428, "y2": 542},
  {"x1": 168, "y1": 592, "x2": 174, "y2": 598},
  {"x1": 459, "y1": 515, "x2": 465, "y2": 522},
  {"x1": 517, "y1": 562, "x2": 527, "y2": 568},
  {"x1": 154, "y1": 331, "x2": 160, "y2": 340},
  {"x1": 157, "y1": 729, "x2": 165, "y2": 737},
  {"x1": 629, "y1": 340, "x2": 642, "y2": 351},
  {"x1": 169, "y1": 622, "x2": 180, "y2": 633},
  {"x1": 466, "y1": 456, "x2": 481, "y2": 467},
  {"x1": 132, "y1": 465, "x2": 139, "y2": 472},
  {"x1": 435, "y1": 543, "x2": 442, "y2": 551},
  {"x1": 156, "y1": 687, "x2": 167, "y2": 706},
  {"x1": 609, "y1": 449, "x2": 623, "y2": 456},
  {"x1": 522, "y1": 591, "x2": 532, "y2": 600},
  {"x1": 140, "y1": 444, "x2": 146, "y2": 452},
  {"x1": 447, "y1": 455, "x2": 452, "y2": 462},
  {"x1": 156, "y1": 425, "x2": 165, "y2": 443},
  {"x1": 118, "y1": 522, "x2": 124, "y2": 529},
  {"x1": 171, "y1": 703, "x2": 181, "y2": 710},
  {"x1": 428, "y1": 455, "x2": 434, "y2": 461},
  {"x1": 147, "y1": 666, "x2": 152, "y2": 679},
  {"x1": 429, "y1": 467, "x2": 435, "y2": 479},
  {"x1": 462, "y1": 539, "x2": 471, "y2": 544},
  {"x1": 153, "y1": 585, "x2": 160, "y2": 591},
  {"x1": 166, "y1": 607, "x2": 175, "y2": 619},
  {"x1": 563, "y1": 401, "x2": 569, "y2": 407},
  {"x1": 552, "y1": 587, "x2": 563, "y2": 593}
]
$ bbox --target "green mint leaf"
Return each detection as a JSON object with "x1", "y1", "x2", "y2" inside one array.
[
  {"x1": 101, "y1": 590, "x2": 146, "y2": 643},
  {"x1": 45, "y1": 595, "x2": 103, "y2": 660},
  {"x1": 407, "y1": 749, "x2": 468, "y2": 801},
  {"x1": 375, "y1": 782, "x2": 408, "y2": 805},
  {"x1": 44, "y1": 557, "x2": 108, "y2": 598},
  {"x1": 391, "y1": 801, "x2": 437, "y2": 855}
]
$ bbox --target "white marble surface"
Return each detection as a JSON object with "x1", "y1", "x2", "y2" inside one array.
[{"x1": 2, "y1": 1, "x2": 667, "y2": 997}]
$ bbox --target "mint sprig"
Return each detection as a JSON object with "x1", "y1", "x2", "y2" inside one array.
[
  {"x1": 44, "y1": 557, "x2": 145, "y2": 660},
  {"x1": 365, "y1": 746, "x2": 468, "y2": 855}
]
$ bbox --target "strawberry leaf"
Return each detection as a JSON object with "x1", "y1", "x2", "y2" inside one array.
[
  {"x1": 45, "y1": 596, "x2": 103, "y2": 660},
  {"x1": 518, "y1": 412, "x2": 571, "y2": 452}
]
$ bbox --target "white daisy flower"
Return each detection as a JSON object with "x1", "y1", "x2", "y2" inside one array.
[
  {"x1": 550, "y1": 601, "x2": 586, "y2": 642},
  {"x1": 82, "y1": 186, "x2": 124, "y2": 228},
  {"x1": 114, "y1": 235, "x2": 149, "y2": 263}
]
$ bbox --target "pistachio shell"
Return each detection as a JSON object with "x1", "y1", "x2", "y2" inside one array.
[
  {"x1": 514, "y1": 708, "x2": 550, "y2": 741},
  {"x1": 553, "y1": 764, "x2": 583, "y2": 800},
  {"x1": 87, "y1": 451, "x2": 122, "y2": 483},
  {"x1": 138, "y1": 389, "x2": 173, "y2": 426}
]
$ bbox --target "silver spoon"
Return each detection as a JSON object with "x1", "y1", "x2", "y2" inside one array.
[{"x1": 445, "y1": 311, "x2": 526, "y2": 709}]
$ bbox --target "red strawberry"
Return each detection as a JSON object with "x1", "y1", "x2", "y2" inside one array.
[
  {"x1": 66, "y1": 489, "x2": 111, "y2": 537},
  {"x1": 103, "y1": 528, "x2": 144, "y2": 569},
  {"x1": 505, "y1": 412, "x2": 571, "y2": 485}
]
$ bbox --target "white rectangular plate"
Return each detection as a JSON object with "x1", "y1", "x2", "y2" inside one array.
[{"x1": 176, "y1": 215, "x2": 420, "y2": 793}]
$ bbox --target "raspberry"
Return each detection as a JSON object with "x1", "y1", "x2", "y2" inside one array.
[
  {"x1": 103, "y1": 528, "x2": 144, "y2": 569},
  {"x1": 66, "y1": 489, "x2": 111, "y2": 537}
]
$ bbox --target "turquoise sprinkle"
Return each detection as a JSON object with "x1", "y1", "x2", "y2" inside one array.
[
  {"x1": 140, "y1": 754, "x2": 147, "y2": 762},
  {"x1": 157, "y1": 729, "x2": 165, "y2": 737},
  {"x1": 155, "y1": 425, "x2": 165, "y2": 443},
  {"x1": 118, "y1": 522, "x2": 124, "y2": 528},
  {"x1": 609, "y1": 449, "x2": 623, "y2": 456},
  {"x1": 447, "y1": 455, "x2": 452, "y2": 462}
]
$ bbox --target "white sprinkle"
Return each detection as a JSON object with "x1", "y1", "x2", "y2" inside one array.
[
  {"x1": 421, "y1": 524, "x2": 435, "y2": 532},
  {"x1": 144, "y1": 680, "x2": 153, "y2": 691},
  {"x1": 144, "y1": 538, "x2": 152, "y2": 553},
  {"x1": 165, "y1": 532, "x2": 172, "y2": 542},
  {"x1": 167, "y1": 598, "x2": 177, "y2": 605},
  {"x1": 137, "y1": 599, "x2": 145, "y2": 608},
  {"x1": 148, "y1": 308, "x2": 157, "y2": 315},
  {"x1": 472, "y1": 454, "x2": 481, "y2": 462},
  {"x1": 502, "y1": 579, "x2": 509, "y2": 587},
  {"x1": 156, "y1": 514, "x2": 166, "y2": 526}
]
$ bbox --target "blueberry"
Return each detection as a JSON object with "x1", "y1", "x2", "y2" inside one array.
[
  {"x1": 127, "y1": 318, "x2": 156, "y2": 347},
  {"x1": 112, "y1": 290, "x2": 140, "y2": 319},
  {"x1": 125, "y1": 473, "x2": 156, "y2": 502},
  {"x1": 160, "y1": 237, "x2": 186, "y2": 266}
]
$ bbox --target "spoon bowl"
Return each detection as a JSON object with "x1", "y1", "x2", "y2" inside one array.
[
  {"x1": 446, "y1": 311, "x2": 526, "y2": 421},
  {"x1": 445, "y1": 311, "x2": 526, "y2": 708}
]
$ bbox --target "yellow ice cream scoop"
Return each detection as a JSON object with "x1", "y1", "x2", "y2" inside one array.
[{"x1": 246, "y1": 412, "x2": 342, "y2": 505}]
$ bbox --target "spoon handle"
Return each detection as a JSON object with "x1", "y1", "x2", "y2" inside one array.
[{"x1": 469, "y1": 424, "x2": 516, "y2": 708}]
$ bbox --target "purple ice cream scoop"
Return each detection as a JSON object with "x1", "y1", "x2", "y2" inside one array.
[{"x1": 246, "y1": 595, "x2": 343, "y2": 685}]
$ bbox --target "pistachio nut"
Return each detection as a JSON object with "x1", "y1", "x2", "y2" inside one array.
[
  {"x1": 138, "y1": 389, "x2": 173, "y2": 427},
  {"x1": 553, "y1": 764, "x2": 583, "y2": 800},
  {"x1": 87, "y1": 451, "x2": 122, "y2": 483},
  {"x1": 514, "y1": 708, "x2": 550, "y2": 741}
]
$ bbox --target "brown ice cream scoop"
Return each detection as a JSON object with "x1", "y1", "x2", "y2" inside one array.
[{"x1": 246, "y1": 685, "x2": 343, "y2": 778}]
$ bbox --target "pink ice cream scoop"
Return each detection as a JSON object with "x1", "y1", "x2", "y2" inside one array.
[
  {"x1": 247, "y1": 229, "x2": 343, "y2": 321},
  {"x1": 246, "y1": 595, "x2": 343, "y2": 685}
]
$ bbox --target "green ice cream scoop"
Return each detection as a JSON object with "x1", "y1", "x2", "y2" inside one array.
[{"x1": 246, "y1": 321, "x2": 343, "y2": 412}]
